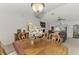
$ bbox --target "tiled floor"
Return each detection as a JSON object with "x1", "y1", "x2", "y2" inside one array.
[
  {"x1": 3, "y1": 37, "x2": 79, "y2": 55},
  {"x1": 64, "y1": 38, "x2": 79, "y2": 55},
  {"x1": 3, "y1": 44, "x2": 17, "y2": 55},
  {"x1": 8, "y1": 51, "x2": 17, "y2": 55}
]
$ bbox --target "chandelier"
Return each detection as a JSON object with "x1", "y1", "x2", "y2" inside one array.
[{"x1": 31, "y1": 3, "x2": 45, "y2": 13}]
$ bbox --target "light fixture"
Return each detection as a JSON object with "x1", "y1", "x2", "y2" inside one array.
[
  {"x1": 54, "y1": 27, "x2": 61, "y2": 32},
  {"x1": 31, "y1": 3, "x2": 45, "y2": 13}
]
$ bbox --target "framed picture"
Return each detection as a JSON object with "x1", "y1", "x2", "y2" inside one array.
[{"x1": 40, "y1": 21, "x2": 46, "y2": 28}]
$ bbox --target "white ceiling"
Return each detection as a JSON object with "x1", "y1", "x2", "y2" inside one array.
[
  {"x1": 1, "y1": 3, "x2": 79, "y2": 24},
  {"x1": 0, "y1": 3, "x2": 66, "y2": 15}
]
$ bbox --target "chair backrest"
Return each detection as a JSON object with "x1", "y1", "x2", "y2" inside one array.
[
  {"x1": 48, "y1": 32, "x2": 63, "y2": 44},
  {"x1": 13, "y1": 39, "x2": 32, "y2": 54},
  {"x1": 14, "y1": 31, "x2": 29, "y2": 41},
  {"x1": 0, "y1": 41, "x2": 6, "y2": 55}
]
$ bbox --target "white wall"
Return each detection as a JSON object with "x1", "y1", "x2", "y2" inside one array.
[
  {"x1": 0, "y1": 13, "x2": 40, "y2": 45},
  {"x1": 0, "y1": 4, "x2": 39, "y2": 45},
  {"x1": 42, "y1": 3, "x2": 79, "y2": 38}
]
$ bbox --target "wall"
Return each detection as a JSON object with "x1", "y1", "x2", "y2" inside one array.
[
  {"x1": 42, "y1": 3, "x2": 79, "y2": 38},
  {"x1": 0, "y1": 4, "x2": 39, "y2": 45}
]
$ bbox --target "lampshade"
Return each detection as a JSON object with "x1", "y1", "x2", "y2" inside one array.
[
  {"x1": 54, "y1": 27, "x2": 61, "y2": 32},
  {"x1": 31, "y1": 3, "x2": 45, "y2": 13}
]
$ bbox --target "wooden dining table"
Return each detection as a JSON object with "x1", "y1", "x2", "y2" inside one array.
[{"x1": 23, "y1": 39, "x2": 68, "y2": 55}]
